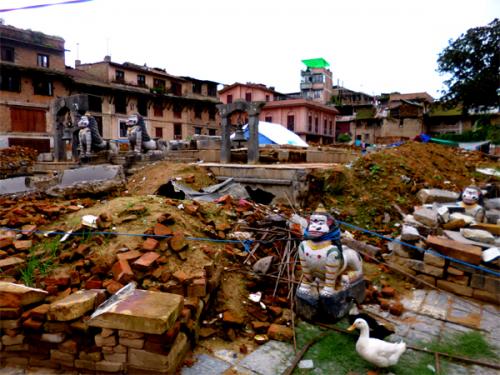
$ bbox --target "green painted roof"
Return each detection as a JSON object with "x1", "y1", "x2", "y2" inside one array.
[{"x1": 302, "y1": 58, "x2": 330, "y2": 68}]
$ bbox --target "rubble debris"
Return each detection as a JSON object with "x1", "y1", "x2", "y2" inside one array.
[{"x1": 0, "y1": 146, "x2": 38, "y2": 179}]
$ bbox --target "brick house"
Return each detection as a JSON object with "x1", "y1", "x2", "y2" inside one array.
[
  {"x1": 0, "y1": 23, "x2": 69, "y2": 152},
  {"x1": 0, "y1": 23, "x2": 220, "y2": 154}
]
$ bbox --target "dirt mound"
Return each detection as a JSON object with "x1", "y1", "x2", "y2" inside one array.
[
  {"x1": 321, "y1": 142, "x2": 498, "y2": 232},
  {"x1": 126, "y1": 162, "x2": 217, "y2": 196}
]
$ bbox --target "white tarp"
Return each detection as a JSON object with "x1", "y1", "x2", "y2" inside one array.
[{"x1": 232, "y1": 121, "x2": 309, "y2": 147}]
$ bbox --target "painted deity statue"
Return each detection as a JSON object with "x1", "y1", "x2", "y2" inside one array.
[
  {"x1": 459, "y1": 186, "x2": 485, "y2": 223},
  {"x1": 127, "y1": 113, "x2": 159, "y2": 155},
  {"x1": 78, "y1": 114, "x2": 107, "y2": 157},
  {"x1": 297, "y1": 210, "x2": 363, "y2": 300}
]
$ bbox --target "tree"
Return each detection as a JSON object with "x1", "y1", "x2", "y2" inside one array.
[{"x1": 437, "y1": 18, "x2": 500, "y2": 112}]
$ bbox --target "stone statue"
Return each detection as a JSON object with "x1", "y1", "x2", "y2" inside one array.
[
  {"x1": 458, "y1": 185, "x2": 485, "y2": 222},
  {"x1": 127, "y1": 113, "x2": 161, "y2": 155},
  {"x1": 78, "y1": 114, "x2": 107, "y2": 158},
  {"x1": 295, "y1": 207, "x2": 365, "y2": 320}
]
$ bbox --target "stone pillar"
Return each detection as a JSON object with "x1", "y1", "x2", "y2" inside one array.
[
  {"x1": 247, "y1": 102, "x2": 265, "y2": 164},
  {"x1": 217, "y1": 101, "x2": 265, "y2": 164},
  {"x1": 217, "y1": 104, "x2": 231, "y2": 164}
]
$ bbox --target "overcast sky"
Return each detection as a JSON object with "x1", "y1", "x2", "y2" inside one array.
[{"x1": 2, "y1": 0, "x2": 499, "y2": 98}]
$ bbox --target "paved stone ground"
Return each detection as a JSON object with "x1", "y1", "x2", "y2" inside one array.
[
  {"x1": 1, "y1": 289, "x2": 498, "y2": 375},
  {"x1": 362, "y1": 289, "x2": 500, "y2": 374}
]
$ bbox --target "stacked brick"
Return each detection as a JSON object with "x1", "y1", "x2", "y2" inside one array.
[
  {"x1": 0, "y1": 280, "x2": 216, "y2": 374},
  {"x1": 386, "y1": 189, "x2": 499, "y2": 305}
]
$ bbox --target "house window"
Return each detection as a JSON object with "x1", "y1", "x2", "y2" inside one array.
[
  {"x1": 329, "y1": 121, "x2": 333, "y2": 135},
  {"x1": 174, "y1": 123, "x2": 182, "y2": 140},
  {"x1": 265, "y1": 116, "x2": 272, "y2": 123},
  {"x1": 227, "y1": 94, "x2": 233, "y2": 104},
  {"x1": 173, "y1": 104, "x2": 182, "y2": 119},
  {"x1": 399, "y1": 118, "x2": 404, "y2": 128},
  {"x1": 153, "y1": 102, "x2": 163, "y2": 117},
  {"x1": 1, "y1": 46, "x2": 14, "y2": 62},
  {"x1": 153, "y1": 78, "x2": 165, "y2": 91},
  {"x1": 208, "y1": 108, "x2": 216, "y2": 120},
  {"x1": 137, "y1": 74, "x2": 146, "y2": 86},
  {"x1": 119, "y1": 121, "x2": 128, "y2": 137},
  {"x1": 324, "y1": 119, "x2": 327, "y2": 134},
  {"x1": 265, "y1": 95, "x2": 270, "y2": 102},
  {"x1": 315, "y1": 117, "x2": 319, "y2": 133},
  {"x1": 37, "y1": 54, "x2": 49, "y2": 68},
  {"x1": 194, "y1": 106, "x2": 202, "y2": 119},
  {"x1": 207, "y1": 84, "x2": 217, "y2": 97},
  {"x1": 308, "y1": 115, "x2": 312, "y2": 132},
  {"x1": 171, "y1": 82, "x2": 182, "y2": 96},
  {"x1": 10, "y1": 107, "x2": 46, "y2": 132},
  {"x1": 208, "y1": 128, "x2": 216, "y2": 136},
  {"x1": 193, "y1": 82, "x2": 202, "y2": 94},
  {"x1": 0, "y1": 71, "x2": 21, "y2": 92},
  {"x1": 155, "y1": 127, "x2": 163, "y2": 138},
  {"x1": 137, "y1": 98, "x2": 148, "y2": 116},
  {"x1": 115, "y1": 70, "x2": 125, "y2": 82},
  {"x1": 245, "y1": 92, "x2": 252, "y2": 101},
  {"x1": 287, "y1": 115, "x2": 295, "y2": 131},
  {"x1": 194, "y1": 127, "x2": 202, "y2": 135},
  {"x1": 88, "y1": 95, "x2": 102, "y2": 112},
  {"x1": 33, "y1": 78, "x2": 53, "y2": 96},
  {"x1": 114, "y1": 95, "x2": 127, "y2": 114}
]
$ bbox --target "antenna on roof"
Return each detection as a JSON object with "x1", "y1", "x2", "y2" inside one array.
[{"x1": 76, "y1": 42, "x2": 80, "y2": 60}]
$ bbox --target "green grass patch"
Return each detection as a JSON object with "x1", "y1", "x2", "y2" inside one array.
[
  {"x1": 293, "y1": 321, "x2": 497, "y2": 375},
  {"x1": 19, "y1": 237, "x2": 60, "y2": 286}
]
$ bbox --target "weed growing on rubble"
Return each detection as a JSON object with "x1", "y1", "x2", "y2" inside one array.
[{"x1": 19, "y1": 237, "x2": 60, "y2": 286}]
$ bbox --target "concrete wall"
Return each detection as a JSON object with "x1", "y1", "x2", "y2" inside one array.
[{"x1": 381, "y1": 118, "x2": 424, "y2": 139}]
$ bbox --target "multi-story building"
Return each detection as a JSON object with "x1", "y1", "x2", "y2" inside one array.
[
  {"x1": 300, "y1": 58, "x2": 333, "y2": 103},
  {"x1": 0, "y1": 23, "x2": 220, "y2": 154},
  {"x1": 219, "y1": 82, "x2": 338, "y2": 144},
  {"x1": 74, "y1": 58, "x2": 220, "y2": 141},
  {"x1": 0, "y1": 22, "x2": 69, "y2": 152}
]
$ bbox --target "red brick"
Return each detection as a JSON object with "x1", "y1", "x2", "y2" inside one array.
[
  {"x1": 223, "y1": 311, "x2": 245, "y2": 325},
  {"x1": 133, "y1": 252, "x2": 160, "y2": 269},
  {"x1": 267, "y1": 324, "x2": 293, "y2": 342},
  {"x1": 21, "y1": 224, "x2": 37, "y2": 236},
  {"x1": 111, "y1": 259, "x2": 134, "y2": 283},
  {"x1": 116, "y1": 250, "x2": 142, "y2": 261},
  {"x1": 169, "y1": 231, "x2": 187, "y2": 252},
  {"x1": 59, "y1": 339, "x2": 78, "y2": 354},
  {"x1": 142, "y1": 238, "x2": 159, "y2": 251},
  {"x1": 69, "y1": 271, "x2": 80, "y2": 286},
  {"x1": 0, "y1": 237, "x2": 13, "y2": 249},
  {"x1": 381, "y1": 286, "x2": 396, "y2": 298},
  {"x1": 104, "y1": 279, "x2": 123, "y2": 294},
  {"x1": 44, "y1": 275, "x2": 70, "y2": 287},
  {"x1": 389, "y1": 302, "x2": 404, "y2": 316},
  {"x1": 187, "y1": 278, "x2": 206, "y2": 298},
  {"x1": 153, "y1": 223, "x2": 172, "y2": 237},
  {"x1": 85, "y1": 278, "x2": 103, "y2": 289},
  {"x1": 426, "y1": 236, "x2": 482, "y2": 265},
  {"x1": 27, "y1": 304, "x2": 50, "y2": 321},
  {"x1": 23, "y1": 317, "x2": 43, "y2": 330},
  {"x1": 13, "y1": 240, "x2": 32, "y2": 251},
  {"x1": 251, "y1": 321, "x2": 270, "y2": 332},
  {"x1": 172, "y1": 270, "x2": 188, "y2": 283}
]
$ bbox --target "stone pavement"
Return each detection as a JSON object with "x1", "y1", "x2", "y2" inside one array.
[{"x1": 363, "y1": 288, "x2": 499, "y2": 374}]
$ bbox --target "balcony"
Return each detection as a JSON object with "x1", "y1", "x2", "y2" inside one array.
[{"x1": 300, "y1": 82, "x2": 312, "y2": 90}]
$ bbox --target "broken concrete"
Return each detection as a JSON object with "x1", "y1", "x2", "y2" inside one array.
[
  {"x1": 417, "y1": 188, "x2": 459, "y2": 204},
  {"x1": 0, "y1": 282, "x2": 48, "y2": 307},
  {"x1": 0, "y1": 176, "x2": 35, "y2": 197},
  {"x1": 46, "y1": 164, "x2": 125, "y2": 197}
]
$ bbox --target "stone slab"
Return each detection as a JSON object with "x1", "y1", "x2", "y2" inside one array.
[
  {"x1": 181, "y1": 354, "x2": 232, "y2": 375},
  {"x1": 48, "y1": 290, "x2": 99, "y2": 321},
  {"x1": 0, "y1": 176, "x2": 35, "y2": 196},
  {"x1": 426, "y1": 235, "x2": 482, "y2": 265},
  {"x1": 416, "y1": 188, "x2": 459, "y2": 204},
  {"x1": 87, "y1": 287, "x2": 183, "y2": 334},
  {"x1": 0, "y1": 281, "x2": 48, "y2": 307},
  {"x1": 237, "y1": 340, "x2": 294, "y2": 375}
]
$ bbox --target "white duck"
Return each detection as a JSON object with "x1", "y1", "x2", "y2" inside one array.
[{"x1": 348, "y1": 318, "x2": 406, "y2": 368}]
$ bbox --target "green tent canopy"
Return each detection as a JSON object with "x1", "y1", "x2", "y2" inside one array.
[{"x1": 302, "y1": 58, "x2": 330, "y2": 69}]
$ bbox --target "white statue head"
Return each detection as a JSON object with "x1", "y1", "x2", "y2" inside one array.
[
  {"x1": 307, "y1": 213, "x2": 331, "y2": 238},
  {"x1": 461, "y1": 186, "x2": 482, "y2": 205},
  {"x1": 126, "y1": 114, "x2": 139, "y2": 126},
  {"x1": 78, "y1": 115, "x2": 89, "y2": 127}
]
